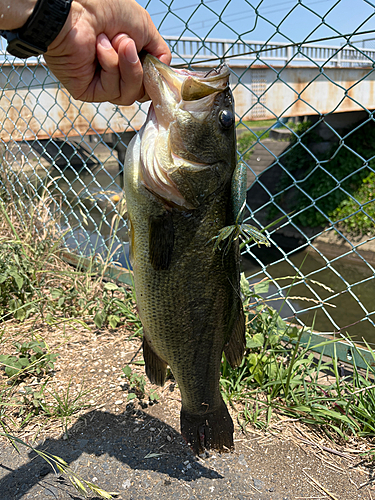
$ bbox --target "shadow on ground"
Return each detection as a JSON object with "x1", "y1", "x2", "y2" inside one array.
[{"x1": 0, "y1": 405, "x2": 221, "y2": 499}]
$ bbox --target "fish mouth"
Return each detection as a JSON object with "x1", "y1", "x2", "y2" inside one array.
[
  {"x1": 143, "y1": 54, "x2": 230, "y2": 127},
  {"x1": 139, "y1": 55, "x2": 230, "y2": 209},
  {"x1": 143, "y1": 54, "x2": 229, "y2": 94}
]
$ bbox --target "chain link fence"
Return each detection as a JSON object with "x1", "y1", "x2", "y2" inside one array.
[{"x1": 0, "y1": 0, "x2": 374, "y2": 344}]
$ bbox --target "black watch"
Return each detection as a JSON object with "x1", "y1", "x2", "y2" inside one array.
[{"x1": 0, "y1": 0, "x2": 72, "y2": 59}]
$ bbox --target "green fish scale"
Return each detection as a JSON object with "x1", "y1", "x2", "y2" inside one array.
[{"x1": 126, "y1": 163, "x2": 239, "y2": 415}]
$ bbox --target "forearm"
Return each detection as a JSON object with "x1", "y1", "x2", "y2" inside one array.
[{"x1": 0, "y1": 0, "x2": 37, "y2": 30}]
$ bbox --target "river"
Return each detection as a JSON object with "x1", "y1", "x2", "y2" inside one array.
[
  {"x1": 35, "y1": 151, "x2": 375, "y2": 347},
  {"x1": 243, "y1": 245, "x2": 375, "y2": 346}
]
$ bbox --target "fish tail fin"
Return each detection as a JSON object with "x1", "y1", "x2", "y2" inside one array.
[{"x1": 180, "y1": 399, "x2": 234, "y2": 455}]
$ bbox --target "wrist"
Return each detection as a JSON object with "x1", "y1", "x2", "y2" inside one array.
[
  {"x1": 1, "y1": 0, "x2": 73, "y2": 58},
  {"x1": 0, "y1": 0, "x2": 38, "y2": 30}
]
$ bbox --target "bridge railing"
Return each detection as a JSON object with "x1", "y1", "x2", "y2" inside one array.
[
  {"x1": 1, "y1": 36, "x2": 374, "y2": 67},
  {"x1": 165, "y1": 36, "x2": 375, "y2": 67}
]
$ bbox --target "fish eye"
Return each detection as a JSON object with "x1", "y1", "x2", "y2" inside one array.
[{"x1": 219, "y1": 109, "x2": 234, "y2": 129}]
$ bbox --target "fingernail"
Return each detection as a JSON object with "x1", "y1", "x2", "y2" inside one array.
[
  {"x1": 126, "y1": 41, "x2": 139, "y2": 64},
  {"x1": 99, "y1": 34, "x2": 112, "y2": 49}
]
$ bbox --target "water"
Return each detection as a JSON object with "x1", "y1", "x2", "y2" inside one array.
[
  {"x1": 242, "y1": 245, "x2": 375, "y2": 346},
  {"x1": 27, "y1": 144, "x2": 375, "y2": 346},
  {"x1": 58, "y1": 166, "x2": 374, "y2": 345},
  {"x1": 43, "y1": 161, "x2": 130, "y2": 266}
]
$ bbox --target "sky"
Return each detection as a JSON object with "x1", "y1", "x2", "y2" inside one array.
[{"x1": 139, "y1": 0, "x2": 375, "y2": 47}]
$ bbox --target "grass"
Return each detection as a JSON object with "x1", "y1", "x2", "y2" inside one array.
[
  {"x1": 237, "y1": 128, "x2": 271, "y2": 164},
  {"x1": 0, "y1": 196, "x2": 141, "y2": 498},
  {"x1": 220, "y1": 275, "x2": 375, "y2": 449},
  {"x1": 41, "y1": 378, "x2": 94, "y2": 436},
  {"x1": 237, "y1": 119, "x2": 277, "y2": 129},
  {"x1": 0, "y1": 195, "x2": 140, "y2": 329},
  {"x1": 330, "y1": 171, "x2": 375, "y2": 237},
  {"x1": 1, "y1": 193, "x2": 375, "y2": 496},
  {"x1": 236, "y1": 119, "x2": 280, "y2": 165}
]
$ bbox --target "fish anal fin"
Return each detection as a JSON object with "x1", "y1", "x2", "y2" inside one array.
[
  {"x1": 224, "y1": 305, "x2": 246, "y2": 368},
  {"x1": 142, "y1": 335, "x2": 167, "y2": 386},
  {"x1": 149, "y1": 212, "x2": 174, "y2": 270},
  {"x1": 180, "y1": 398, "x2": 234, "y2": 455}
]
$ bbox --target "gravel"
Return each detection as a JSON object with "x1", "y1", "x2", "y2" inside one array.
[{"x1": 0, "y1": 405, "x2": 369, "y2": 500}]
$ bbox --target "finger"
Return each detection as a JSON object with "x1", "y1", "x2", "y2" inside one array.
[
  {"x1": 96, "y1": 33, "x2": 121, "y2": 101},
  {"x1": 115, "y1": 36, "x2": 145, "y2": 105},
  {"x1": 111, "y1": 33, "x2": 131, "y2": 52},
  {"x1": 143, "y1": 14, "x2": 172, "y2": 66}
]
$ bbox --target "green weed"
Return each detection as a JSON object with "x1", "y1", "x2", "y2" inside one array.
[
  {"x1": 89, "y1": 281, "x2": 139, "y2": 330},
  {"x1": 237, "y1": 129, "x2": 270, "y2": 164},
  {"x1": 236, "y1": 117, "x2": 276, "y2": 164},
  {"x1": 0, "y1": 340, "x2": 57, "y2": 378},
  {"x1": 41, "y1": 379, "x2": 94, "y2": 436},
  {"x1": 269, "y1": 119, "x2": 375, "y2": 233},
  {"x1": 1, "y1": 432, "x2": 117, "y2": 499},
  {"x1": 8, "y1": 382, "x2": 49, "y2": 427},
  {"x1": 0, "y1": 199, "x2": 141, "y2": 440},
  {"x1": 121, "y1": 365, "x2": 159, "y2": 403},
  {"x1": 221, "y1": 273, "x2": 375, "y2": 447},
  {"x1": 330, "y1": 171, "x2": 375, "y2": 236},
  {"x1": 0, "y1": 241, "x2": 36, "y2": 320},
  {"x1": 0, "y1": 197, "x2": 141, "y2": 332}
]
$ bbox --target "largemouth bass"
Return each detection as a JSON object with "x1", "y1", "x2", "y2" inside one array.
[{"x1": 124, "y1": 55, "x2": 245, "y2": 454}]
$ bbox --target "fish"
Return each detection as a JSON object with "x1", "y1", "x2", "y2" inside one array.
[{"x1": 123, "y1": 54, "x2": 245, "y2": 454}]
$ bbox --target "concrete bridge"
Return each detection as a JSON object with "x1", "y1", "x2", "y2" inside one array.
[{"x1": 0, "y1": 36, "x2": 374, "y2": 144}]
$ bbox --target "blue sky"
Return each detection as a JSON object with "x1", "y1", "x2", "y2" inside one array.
[{"x1": 140, "y1": 0, "x2": 375, "y2": 45}]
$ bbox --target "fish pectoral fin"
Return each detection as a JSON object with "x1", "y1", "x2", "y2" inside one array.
[
  {"x1": 230, "y1": 161, "x2": 247, "y2": 226},
  {"x1": 149, "y1": 212, "x2": 174, "y2": 270},
  {"x1": 142, "y1": 334, "x2": 168, "y2": 386},
  {"x1": 224, "y1": 305, "x2": 246, "y2": 368},
  {"x1": 170, "y1": 163, "x2": 222, "y2": 208}
]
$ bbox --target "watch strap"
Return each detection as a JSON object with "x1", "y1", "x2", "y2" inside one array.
[{"x1": 0, "y1": 0, "x2": 72, "y2": 59}]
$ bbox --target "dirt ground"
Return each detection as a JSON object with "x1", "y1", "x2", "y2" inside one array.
[{"x1": 1, "y1": 323, "x2": 374, "y2": 500}]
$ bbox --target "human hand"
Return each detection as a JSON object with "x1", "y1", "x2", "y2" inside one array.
[{"x1": 44, "y1": 0, "x2": 171, "y2": 105}]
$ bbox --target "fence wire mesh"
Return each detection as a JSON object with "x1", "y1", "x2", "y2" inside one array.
[{"x1": 0, "y1": 0, "x2": 374, "y2": 345}]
